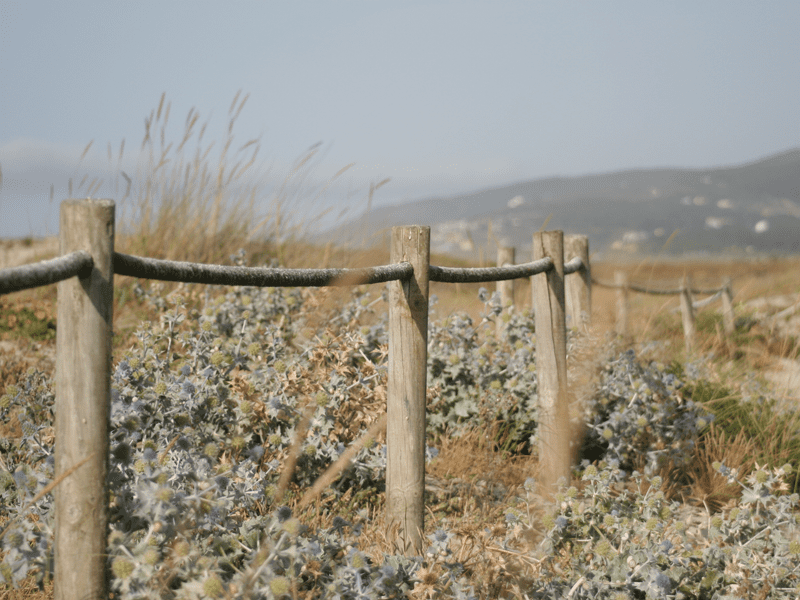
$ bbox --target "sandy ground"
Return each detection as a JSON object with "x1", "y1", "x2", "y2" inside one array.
[{"x1": 742, "y1": 292, "x2": 800, "y2": 404}]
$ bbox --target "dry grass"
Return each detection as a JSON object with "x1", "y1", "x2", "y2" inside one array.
[{"x1": 3, "y1": 94, "x2": 800, "y2": 597}]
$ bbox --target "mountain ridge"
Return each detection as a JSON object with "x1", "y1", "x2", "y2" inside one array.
[{"x1": 330, "y1": 148, "x2": 800, "y2": 258}]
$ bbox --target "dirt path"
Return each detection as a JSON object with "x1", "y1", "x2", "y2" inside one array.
[{"x1": 743, "y1": 293, "x2": 800, "y2": 404}]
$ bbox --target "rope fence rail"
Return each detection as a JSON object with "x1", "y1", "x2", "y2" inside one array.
[
  {"x1": 0, "y1": 250, "x2": 93, "y2": 295},
  {"x1": 428, "y1": 256, "x2": 554, "y2": 283},
  {"x1": 592, "y1": 276, "x2": 726, "y2": 296},
  {"x1": 592, "y1": 271, "x2": 735, "y2": 348},
  {"x1": 4, "y1": 197, "x2": 713, "y2": 600},
  {"x1": 113, "y1": 251, "x2": 414, "y2": 287}
]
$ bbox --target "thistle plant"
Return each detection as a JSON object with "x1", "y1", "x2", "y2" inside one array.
[{"x1": 2, "y1": 280, "x2": 799, "y2": 598}]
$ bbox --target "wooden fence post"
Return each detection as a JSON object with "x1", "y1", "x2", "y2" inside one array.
[
  {"x1": 615, "y1": 271, "x2": 629, "y2": 338},
  {"x1": 387, "y1": 225, "x2": 430, "y2": 554},
  {"x1": 533, "y1": 231, "x2": 571, "y2": 490},
  {"x1": 496, "y1": 246, "x2": 515, "y2": 335},
  {"x1": 722, "y1": 277, "x2": 734, "y2": 335},
  {"x1": 55, "y1": 199, "x2": 115, "y2": 600},
  {"x1": 679, "y1": 275, "x2": 696, "y2": 352},
  {"x1": 565, "y1": 235, "x2": 591, "y2": 331}
]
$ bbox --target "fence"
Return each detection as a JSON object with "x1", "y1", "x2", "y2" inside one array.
[
  {"x1": 0, "y1": 199, "x2": 591, "y2": 599},
  {"x1": 593, "y1": 271, "x2": 735, "y2": 351}
]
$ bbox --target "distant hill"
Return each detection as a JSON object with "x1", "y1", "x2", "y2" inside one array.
[{"x1": 327, "y1": 148, "x2": 800, "y2": 259}]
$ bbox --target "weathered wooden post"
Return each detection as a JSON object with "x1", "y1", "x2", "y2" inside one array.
[
  {"x1": 533, "y1": 231, "x2": 571, "y2": 490},
  {"x1": 496, "y1": 246, "x2": 515, "y2": 335},
  {"x1": 679, "y1": 275, "x2": 696, "y2": 352},
  {"x1": 55, "y1": 199, "x2": 115, "y2": 600},
  {"x1": 387, "y1": 225, "x2": 429, "y2": 554},
  {"x1": 565, "y1": 235, "x2": 591, "y2": 331},
  {"x1": 615, "y1": 271, "x2": 629, "y2": 338},
  {"x1": 721, "y1": 277, "x2": 734, "y2": 335}
]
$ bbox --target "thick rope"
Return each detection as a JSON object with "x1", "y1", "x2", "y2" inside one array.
[
  {"x1": 628, "y1": 282, "x2": 684, "y2": 295},
  {"x1": 2, "y1": 250, "x2": 577, "y2": 295},
  {"x1": 563, "y1": 256, "x2": 585, "y2": 275},
  {"x1": 690, "y1": 290, "x2": 723, "y2": 308},
  {"x1": 113, "y1": 252, "x2": 413, "y2": 287},
  {"x1": 429, "y1": 257, "x2": 553, "y2": 283},
  {"x1": 670, "y1": 289, "x2": 724, "y2": 313},
  {"x1": 592, "y1": 277, "x2": 725, "y2": 296},
  {"x1": 0, "y1": 251, "x2": 93, "y2": 295}
]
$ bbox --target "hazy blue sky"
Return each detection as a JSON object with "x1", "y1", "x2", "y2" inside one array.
[{"x1": 1, "y1": 1, "x2": 799, "y2": 238}]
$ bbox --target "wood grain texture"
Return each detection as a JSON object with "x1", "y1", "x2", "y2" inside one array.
[
  {"x1": 496, "y1": 246, "x2": 515, "y2": 335},
  {"x1": 615, "y1": 271, "x2": 629, "y2": 338},
  {"x1": 387, "y1": 225, "x2": 430, "y2": 554},
  {"x1": 564, "y1": 235, "x2": 591, "y2": 332},
  {"x1": 55, "y1": 199, "x2": 115, "y2": 600},
  {"x1": 722, "y1": 277, "x2": 735, "y2": 335},
  {"x1": 533, "y1": 231, "x2": 571, "y2": 490},
  {"x1": 680, "y1": 275, "x2": 696, "y2": 352}
]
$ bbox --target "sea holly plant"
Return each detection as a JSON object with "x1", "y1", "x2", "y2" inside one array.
[
  {"x1": 503, "y1": 463, "x2": 800, "y2": 598},
  {"x1": 581, "y1": 349, "x2": 714, "y2": 477},
  {"x1": 426, "y1": 289, "x2": 542, "y2": 453},
  {"x1": 1, "y1": 277, "x2": 798, "y2": 597}
]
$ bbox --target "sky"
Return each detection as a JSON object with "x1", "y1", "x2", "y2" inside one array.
[{"x1": 1, "y1": 1, "x2": 799, "y2": 239}]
